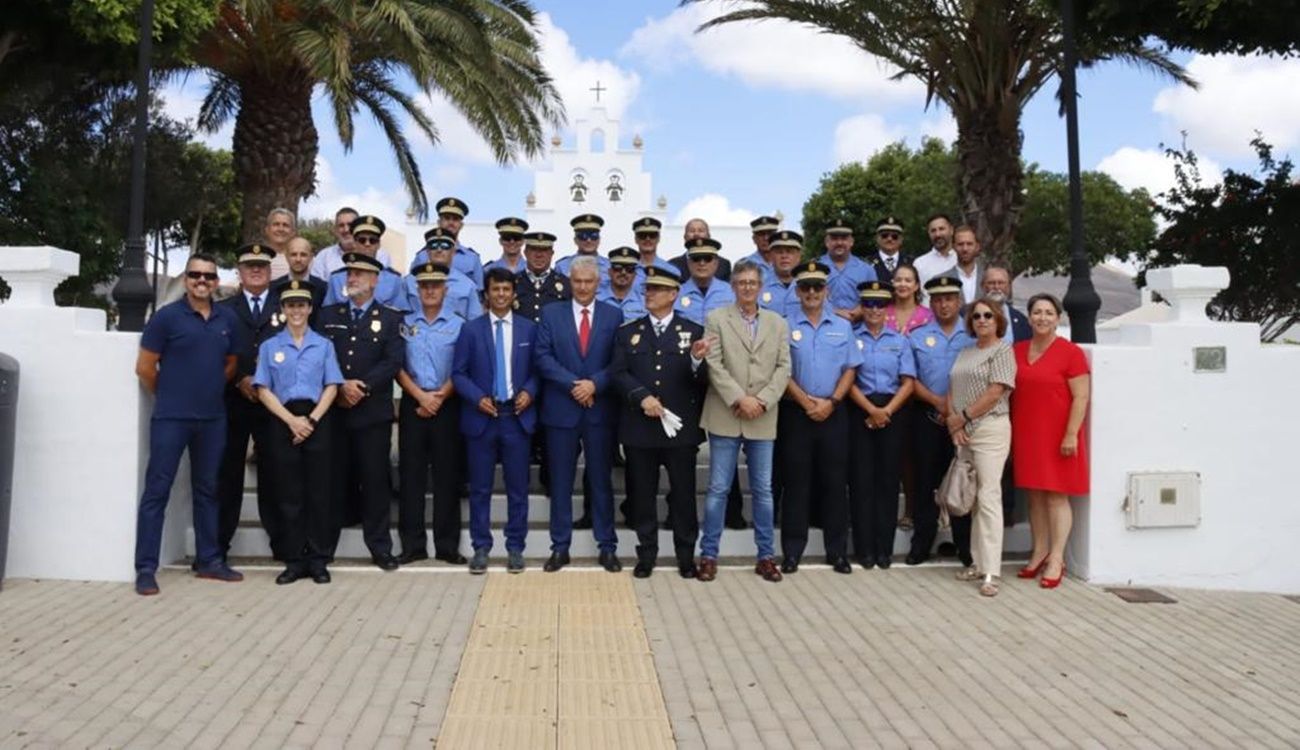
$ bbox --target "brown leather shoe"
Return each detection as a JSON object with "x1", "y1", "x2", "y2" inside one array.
[
  {"x1": 755, "y1": 557, "x2": 783, "y2": 582},
  {"x1": 697, "y1": 557, "x2": 717, "y2": 582}
]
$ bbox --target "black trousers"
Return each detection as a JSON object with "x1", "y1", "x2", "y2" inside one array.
[
  {"x1": 626, "y1": 444, "x2": 699, "y2": 565},
  {"x1": 217, "y1": 399, "x2": 280, "y2": 558},
  {"x1": 911, "y1": 408, "x2": 971, "y2": 558},
  {"x1": 329, "y1": 417, "x2": 394, "y2": 558},
  {"x1": 266, "y1": 400, "x2": 334, "y2": 571},
  {"x1": 397, "y1": 395, "x2": 462, "y2": 557},
  {"x1": 778, "y1": 401, "x2": 849, "y2": 560},
  {"x1": 848, "y1": 396, "x2": 903, "y2": 559}
]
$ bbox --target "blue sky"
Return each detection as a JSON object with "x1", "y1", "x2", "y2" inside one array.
[{"x1": 164, "y1": 1, "x2": 1300, "y2": 234}]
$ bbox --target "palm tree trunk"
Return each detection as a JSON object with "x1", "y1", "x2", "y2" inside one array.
[
  {"x1": 232, "y1": 71, "x2": 318, "y2": 242},
  {"x1": 956, "y1": 106, "x2": 1025, "y2": 266}
]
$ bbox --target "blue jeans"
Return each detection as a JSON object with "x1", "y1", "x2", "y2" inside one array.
[
  {"x1": 135, "y1": 417, "x2": 225, "y2": 573},
  {"x1": 699, "y1": 433, "x2": 775, "y2": 560}
]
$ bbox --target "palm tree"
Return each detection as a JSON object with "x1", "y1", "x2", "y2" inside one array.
[
  {"x1": 687, "y1": 0, "x2": 1193, "y2": 263},
  {"x1": 192, "y1": 0, "x2": 564, "y2": 241}
]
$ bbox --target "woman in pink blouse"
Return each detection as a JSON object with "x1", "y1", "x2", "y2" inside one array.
[{"x1": 885, "y1": 263, "x2": 934, "y2": 334}]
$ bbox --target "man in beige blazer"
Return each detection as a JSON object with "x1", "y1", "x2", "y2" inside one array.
[{"x1": 696, "y1": 259, "x2": 791, "y2": 582}]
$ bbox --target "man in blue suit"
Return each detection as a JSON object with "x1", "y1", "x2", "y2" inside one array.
[
  {"x1": 535, "y1": 255, "x2": 623, "y2": 572},
  {"x1": 452, "y1": 267, "x2": 539, "y2": 574}
]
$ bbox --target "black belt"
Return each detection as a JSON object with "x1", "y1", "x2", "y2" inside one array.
[{"x1": 492, "y1": 399, "x2": 516, "y2": 416}]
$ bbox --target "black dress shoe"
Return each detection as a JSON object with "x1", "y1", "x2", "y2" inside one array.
[
  {"x1": 905, "y1": 551, "x2": 929, "y2": 566},
  {"x1": 725, "y1": 517, "x2": 748, "y2": 530},
  {"x1": 958, "y1": 551, "x2": 974, "y2": 568},
  {"x1": 633, "y1": 561, "x2": 653, "y2": 578},
  {"x1": 876, "y1": 554, "x2": 892, "y2": 570},
  {"x1": 780, "y1": 557, "x2": 799, "y2": 574},
  {"x1": 543, "y1": 551, "x2": 570, "y2": 572},
  {"x1": 855, "y1": 555, "x2": 876, "y2": 570},
  {"x1": 936, "y1": 541, "x2": 957, "y2": 557},
  {"x1": 573, "y1": 516, "x2": 593, "y2": 530},
  {"x1": 396, "y1": 550, "x2": 429, "y2": 565},
  {"x1": 276, "y1": 568, "x2": 305, "y2": 585},
  {"x1": 599, "y1": 551, "x2": 623, "y2": 573},
  {"x1": 434, "y1": 552, "x2": 468, "y2": 565},
  {"x1": 311, "y1": 569, "x2": 331, "y2": 584},
  {"x1": 373, "y1": 554, "x2": 399, "y2": 571},
  {"x1": 831, "y1": 557, "x2": 853, "y2": 574},
  {"x1": 678, "y1": 562, "x2": 697, "y2": 579}
]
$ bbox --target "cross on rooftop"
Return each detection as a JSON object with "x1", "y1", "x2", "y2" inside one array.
[{"x1": 590, "y1": 81, "x2": 606, "y2": 103}]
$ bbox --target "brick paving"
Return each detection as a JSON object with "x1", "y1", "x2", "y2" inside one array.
[{"x1": 2, "y1": 564, "x2": 1299, "y2": 748}]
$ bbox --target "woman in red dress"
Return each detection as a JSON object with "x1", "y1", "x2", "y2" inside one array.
[{"x1": 1011, "y1": 294, "x2": 1090, "y2": 589}]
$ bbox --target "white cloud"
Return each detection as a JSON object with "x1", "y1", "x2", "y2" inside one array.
[
  {"x1": 919, "y1": 112, "x2": 958, "y2": 144},
  {"x1": 300, "y1": 156, "x2": 411, "y2": 227},
  {"x1": 159, "y1": 76, "x2": 233, "y2": 149},
  {"x1": 673, "y1": 193, "x2": 754, "y2": 227},
  {"x1": 621, "y1": 5, "x2": 918, "y2": 104},
  {"x1": 832, "y1": 114, "x2": 905, "y2": 165},
  {"x1": 1096, "y1": 146, "x2": 1222, "y2": 197},
  {"x1": 1153, "y1": 54, "x2": 1300, "y2": 157}
]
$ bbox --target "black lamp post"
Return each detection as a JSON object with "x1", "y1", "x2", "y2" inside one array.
[
  {"x1": 1059, "y1": 0, "x2": 1102, "y2": 343},
  {"x1": 110, "y1": 0, "x2": 156, "y2": 332}
]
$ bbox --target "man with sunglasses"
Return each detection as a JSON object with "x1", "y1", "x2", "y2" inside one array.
[
  {"x1": 434, "y1": 197, "x2": 484, "y2": 290},
  {"x1": 674, "y1": 237, "x2": 734, "y2": 325},
  {"x1": 405, "y1": 229, "x2": 483, "y2": 321},
  {"x1": 323, "y1": 216, "x2": 408, "y2": 311},
  {"x1": 817, "y1": 218, "x2": 877, "y2": 325},
  {"x1": 741, "y1": 215, "x2": 780, "y2": 274},
  {"x1": 629, "y1": 217, "x2": 677, "y2": 289},
  {"x1": 870, "y1": 216, "x2": 914, "y2": 282},
  {"x1": 598, "y1": 247, "x2": 648, "y2": 323},
  {"x1": 556, "y1": 214, "x2": 611, "y2": 292},
  {"x1": 483, "y1": 217, "x2": 529, "y2": 275},
  {"x1": 133, "y1": 254, "x2": 241, "y2": 595},
  {"x1": 311, "y1": 207, "x2": 394, "y2": 279},
  {"x1": 669, "y1": 218, "x2": 732, "y2": 282}
]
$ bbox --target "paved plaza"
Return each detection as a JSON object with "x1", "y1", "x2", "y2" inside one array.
[{"x1": 2, "y1": 563, "x2": 1299, "y2": 749}]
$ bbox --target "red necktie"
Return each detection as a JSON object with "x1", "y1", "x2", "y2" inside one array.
[{"x1": 579, "y1": 307, "x2": 591, "y2": 356}]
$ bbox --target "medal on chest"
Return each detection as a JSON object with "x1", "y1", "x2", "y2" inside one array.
[{"x1": 678, "y1": 331, "x2": 692, "y2": 350}]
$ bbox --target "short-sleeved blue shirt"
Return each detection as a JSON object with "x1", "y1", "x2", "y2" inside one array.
[
  {"x1": 675, "y1": 278, "x2": 736, "y2": 325},
  {"x1": 324, "y1": 267, "x2": 408, "y2": 311},
  {"x1": 819, "y1": 253, "x2": 878, "y2": 312},
  {"x1": 401, "y1": 308, "x2": 464, "y2": 390},
  {"x1": 403, "y1": 268, "x2": 483, "y2": 321},
  {"x1": 253, "y1": 328, "x2": 344, "y2": 403},
  {"x1": 785, "y1": 309, "x2": 862, "y2": 398},
  {"x1": 909, "y1": 320, "x2": 973, "y2": 396},
  {"x1": 140, "y1": 297, "x2": 236, "y2": 419},
  {"x1": 597, "y1": 286, "x2": 647, "y2": 323},
  {"x1": 855, "y1": 326, "x2": 916, "y2": 395}
]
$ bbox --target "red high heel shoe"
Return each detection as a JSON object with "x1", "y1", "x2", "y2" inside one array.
[
  {"x1": 1040, "y1": 564, "x2": 1066, "y2": 589},
  {"x1": 1017, "y1": 559, "x2": 1046, "y2": 579}
]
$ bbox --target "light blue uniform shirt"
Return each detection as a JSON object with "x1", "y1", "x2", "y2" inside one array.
[
  {"x1": 909, "y1": 320, "x2": 973, "y2": 396},
  {"x1": 323, "y1": 267, "x2": 408, "y2": 311},
  {"x1": 410, "y1": 244, "x2": 485, "y2": 290},
  {"x1": 854, "y1": 326, "x2": 916, "y2": 395},
  {"x1": 631, "y1": 257, "x2": 679, "y2": 293},
  {"x1": 675, "y1": 278, "x2": 736, "y2": 325},
  {"x1": 401, "y1": 308, "x2": 463, "y2": 390},
  {"x1": 818, "y1": 253, "x2": 878, "y2": 312},
  {"x1": 253, "y1": 328, "x2": 344, "y2": 403},
  {"x1": 760, "y1": 276, "x2": 831, "y2": 319},
  {"x1": 597, "y1": 286, "x2": 647, "y2": 323},
  {"x1": 742, "y1": 250, "x2": 774, "y2": 274},
  {"x1": 402, "y1": 267, "x2": 483, "y2": 321},
  {"x1": 785, "y1": 310, "x2": 862, "y2": 398}
]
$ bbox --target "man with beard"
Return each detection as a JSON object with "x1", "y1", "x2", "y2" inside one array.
[
  {"x1": 742, "y1": 215, "x2": 780, "y2": 274},
  {"x1": 322, "y1": 215, "x2": 407, "y2": 310},
  {"x1": 598, "y1": 246, "x2": 648, "y2": 323},
  {"x1": 514, "y1": 231, "x2": 571, "y2": 322},
  {"x1": 271, "y1": 237, "x2": 327, "y2": 312},
  {"x1": 952, "y1": 225, "x2": 985, "y2": 305},
  {"x1": 870, "y1": 216, "x2": 914, "y2": 282},
  {"x1": 311, "y1": 207, "x2": 394, "y2": 278},
  {"x1": 913, "y1": 213, "x2": 958, "y2": 287},
  {"x1": 817, "y1": 218, "x2": 877, "y2": 325}
]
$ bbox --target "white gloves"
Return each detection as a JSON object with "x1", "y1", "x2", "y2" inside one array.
[{"x1": 660, "y1": 408, "x2": 683, "y2": 438}]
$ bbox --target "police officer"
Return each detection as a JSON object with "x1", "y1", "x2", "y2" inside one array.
[
  {"x1": 907, "y1": 274, "x2": 974, "y2": 566},
  {"x1": 395, "y1": 262, "x2": 466, "y2": 566},
  {"x1": 674, "y1": 237, "x2": 734, "y2": 325},
  {"x1": 515, "y1": 232, "x2": 571, "y2": 322},
  {"x1": 483, "y1": 217, "x2": 530, "y2": 275},
  {"x1": 610, "y1": 266, "x2": 711, "y2": 579},
  {"x1": 598, "y1": 247, "x2": 647, "y2": 323},
  {"x1": 434, "y1": 196, "x2": 484, "y2": 288},
  {"x1": 316, "y1": 252, "x2": 405, "y2": 570},
  {"x1": 323, "y1": 215, "x2": 407, "y2": 310},
  {"x1": 872, "y1": 216, "x2": 913, "y2": 281},
  {"x1": 779, "y1": 261, "x2": 860, "y2": 574},
  {"x1": 216, "y1": 243, "x2": 284, "y2": 562},
  {"x1": 819, "y1": 218, "x2": 877, "y2": 324},
  {"x1": 253, "y1": 280, "x2": 344, "y2": 584},
  {"x1": 630, "y1": 217, "x2": 677, "y2": 289},
  {"x1": 759, "y1": 230, "x2": 807, "y2": 318},
  {"x1": 404, "y1": 229, "x2": 483, "y2": 321},
  {"x1": 555, "y1": 214, "x2": 611, "y2": 288},
  {"x1": 742, "y1": 215, "x2": 780, "y2": 273},
  {"x1": 848, "y1": 281, "x2": 916, "y2": 569}
]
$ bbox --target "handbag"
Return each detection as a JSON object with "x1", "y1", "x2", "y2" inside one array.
[{"x1": 936, "y1": 447, "x2": 978, "y2": 527}]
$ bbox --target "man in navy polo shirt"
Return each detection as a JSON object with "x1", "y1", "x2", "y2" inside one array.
[{"x1": 133, "y1": 253, "x2": 242, "y2": 595}]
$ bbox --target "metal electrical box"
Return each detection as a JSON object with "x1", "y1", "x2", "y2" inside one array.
[{"x1": 1125, "y1": 471, "x2": 1201, "y2": 528}]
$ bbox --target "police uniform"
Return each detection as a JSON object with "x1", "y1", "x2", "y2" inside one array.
[
  {"x1": 315, "y1": 250, "x2": 406, "y2": 568},
  {"x1": 435, "y1": 197, "x2": 484, "y2": 289},
  {"x1": 253, "y1": 280, "x2": 344, "y2": 582},
  {"x1": 674, "y1": 238, "x2": 735, "y2": 325},
  {"x1": 270, "y1": 274, "x2": 327, "y2": 316},
  {"x1": 556, "y1": 214, "x2": 612, "y2": 291},
  {"x1": 740, "y1": 215, "x2": 780, "y2": 274},
  {"x1": 628, "y1": 217, "x2": 677, "y2": 292},
  {"x1": 848, "y1": 281, "x2": 917, "y2": 568},
  {"x1": 514, "y1": 232, "x2": 572, "y2": 322},
  {"x1": 216, "y1": 243, "x2": 285, "y2": 561},
  {"x1": 610, "y1": 266, "x2": 707, "y2": 576},
  {"x1": 818, "y1": 219, "x2": 878, "y2": 312},
  {"x1": 871, "y1": 216, "x2": 914, "y2": 282},
  {"x1": 598, "y1": 246, "x2": 648, "y2": 323},
  {"x1": 907, "y1": 274, "x2": 974, "y2": 565},
  {"x1": 483, "y1": 217, "x2": 530, "y2": 275},
  {"x1": 396, "y1": 263, "x2": 466, "y2": 564},
  {"x1": 323, "y1": 215, "x2": 408, "y2": 311},
  {"x1": 403, "y1": 231, "x2": 483, "y2": 321},
  {"x1": 759, "y1": 230, "x2": 806, "y2": 318},
  {"x1": 778, "y1": 262, "x2": 862, "y2": 571}
]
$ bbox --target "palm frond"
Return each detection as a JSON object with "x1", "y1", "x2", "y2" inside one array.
[{"x1": 196, "y1": 72, "x2": 240, "y2": 132}]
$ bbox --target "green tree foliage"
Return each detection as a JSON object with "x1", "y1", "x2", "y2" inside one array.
[
  {"x1": 1084, "y1": 0, "x2": 1300, "y2": 57},
  {"x1": 297, "y1": 219, "x2": 337, "y2": 254},
  {"x1": 802, "y1": 140, "x2": 1156, "y2": 274},
  {"x1": 1140, "y1": 139, "x2": 1300, "y2": 342}
]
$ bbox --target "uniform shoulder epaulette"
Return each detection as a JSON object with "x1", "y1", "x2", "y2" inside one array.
[
  {"x1": 382, "y1": 303, "x2": 404, "y2": 313},
  {"x1": 381, "y1": 266, "x2": 400, "y2": 276},
  {"x1": 619, "y1": 317, "x2": 642, "y2": 328},
  {"x1": 329, "y1": 266, "x2": 348, "y2": 276}
]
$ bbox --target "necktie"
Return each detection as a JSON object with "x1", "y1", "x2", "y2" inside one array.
[
  {"x1": 251, "y1": 295, "x2": 261, "y2": 318},
  {"x1": 886, "y1": 256, "x2": 896, "y2": 272},
  {"x1": 352, "y1": 306, "x2": 363, "y2": 321},
  {"x1": 579, "y1": 308, "x2": 591, "y2": 356},
  {"x1": 653, "y1": 320, "x2": 664, "y2": 337},
  {"x1": 494, "y1": 319, "x2": 509, "y2": 401}
]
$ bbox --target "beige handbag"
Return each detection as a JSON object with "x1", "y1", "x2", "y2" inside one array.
[{"x1": 937, "y1": 447, "x2": 978, "y2": 527}]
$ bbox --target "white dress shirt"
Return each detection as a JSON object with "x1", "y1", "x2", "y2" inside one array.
[
  {"x1": 877, "y1": 251, "x2": 902, "y2": 275},
  {"x1": 913, "y1": 247, "x2": 958, "y2": 287},
  {"x1": 309, "y1": 243, "x2": 395, "y2": 278},
  {"x1": 490, "y1": 311, "x2": 514, "y2": 398},
  {"x1": 243, "y1": 288, "x2": 267, "y2": 316},
  {"x1": 572, "y1": 299, "x2": 596, "y2": 332},
  {"x1": 957, "y1": 264, "x2": 979, "y2": 304}
]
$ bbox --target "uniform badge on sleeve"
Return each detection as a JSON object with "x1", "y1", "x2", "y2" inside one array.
[{"x1": 273, "y1": 351, "x2": 285, "y2": 364}]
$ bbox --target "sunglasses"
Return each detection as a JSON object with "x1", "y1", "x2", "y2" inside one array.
[
  {"x1": 355, "y1": 236, "x2": 381, "y2": 246},
  {"x1": 797, "y1": 283, "x2": 826, "y2": 290},
  {"x1": 611, "y1": 265, "x2": 636, "y2": 273},
  {"x1": 877, "y1": 232, "x2": 901, "y2": 240},
  {"x1": 576, "y1": 231, "x2": 600, "y2": 241},
  {"x1": 635, "y1": 233, "x2": 657, "y2": 241},
  {"x1": 186, "y1": 271, "x2": 219, "y2": 281},
  {"x1": 970, "y1": 311, "x2": 996, "y2": 321},
  {"x1": 501, "y1": 236, "x2": 523, "y2": 242},
  {"x1": 689, "y1": 255, "x2": 716, "y2": 263},
  {"x1": 860, "y1": 300, "x2": 887, "y2": 309}
]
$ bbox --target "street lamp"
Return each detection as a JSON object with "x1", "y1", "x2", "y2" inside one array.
[
  {"x1": 1059, "y1": 0, "x2": 1102, "y2": 343},
  {"x1": 110, "y1": 0, "x2": 156, "y2": 332}
]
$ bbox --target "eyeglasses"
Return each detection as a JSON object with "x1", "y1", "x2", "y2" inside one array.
[
  {"x1": 970, "y1": 311, "x2": 996, "y2": 321},
  {"x1": 877, "y1": 232, "x2": 901, "y2": 240},
  {"x1": 860, "y1": 300, "x2": 887, "y2": 309},
  {"x1": 186, "y1": 270, "x2": 219, "y2": 281},
  {"x1": 355, "y1": 236, "x2": 380, "y2": 246},
  {"x1": 576, "y1": 231, "x2": 600, "y2": 241}
]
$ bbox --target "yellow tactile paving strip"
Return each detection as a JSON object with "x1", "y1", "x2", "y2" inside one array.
[{"x1": 437, "y1": 573, "x2": 676, "y2": 750}]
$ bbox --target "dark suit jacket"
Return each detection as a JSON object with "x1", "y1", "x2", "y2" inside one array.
[
  {"x1": 219, "y1": 290, "x2": 282, "y2": 415},
  {"x1": 315, "y1": 301, "x2": 405, "y2": 428},
  {"x1": 269, "y1": 275, "x2": 327, "y2": 315},
  {"x1": 670, "y1": 253, "x2": 732, "y2": 282},
  {"x1": 870, "y1": 252, "x2": 916, "y2": 282},
  {"x1": 452, "y1": 314, "x2": 539, "y2": 436},
  {"x1": 535, "y1": 300, "x2": 621, "y2": 428},
  {"x1": 1008, "y1": 304, "x2": 1031, "y2": 342},
  {"x1": 610, "y1": 315, "x2": 708, "y2": 447}
]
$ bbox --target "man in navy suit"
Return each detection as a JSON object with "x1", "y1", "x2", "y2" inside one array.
[
  {"x1": 452, "y1": 266, "x2": 539, "y2": 574},
  {"x1": 535, "y1": 255, "x2": 623, "y2": 572}
]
